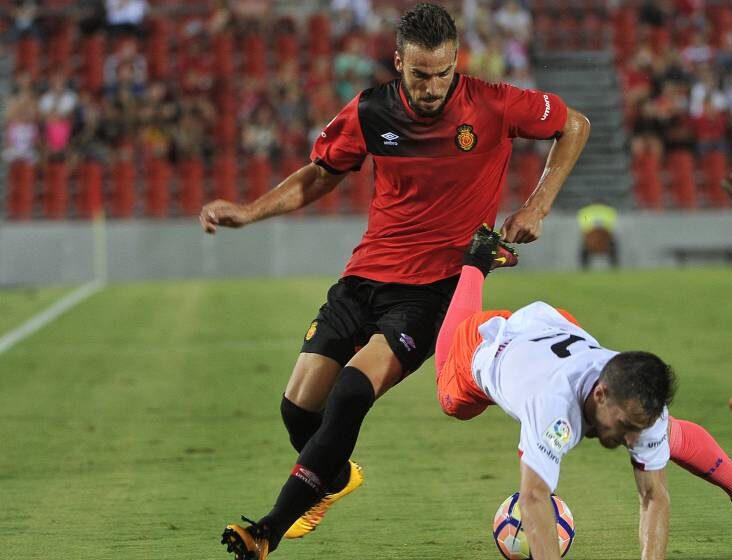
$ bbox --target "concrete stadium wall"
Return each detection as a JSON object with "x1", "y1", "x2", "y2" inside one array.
[{"x1": 1, "y1": 211, "x2": 731, "y2": 286}]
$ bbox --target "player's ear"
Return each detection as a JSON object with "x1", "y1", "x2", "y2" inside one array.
[
  {"x1": 394, "y1": 50, "x2": 403, "y2": 73},
  {"x1": 594, "y1": 383, "x2": 608, "y2": 405}
]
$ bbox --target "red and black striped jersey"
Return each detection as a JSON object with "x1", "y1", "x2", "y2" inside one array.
[{"x1": 310, "y1": 74, "x2": 568, "y2": 284}]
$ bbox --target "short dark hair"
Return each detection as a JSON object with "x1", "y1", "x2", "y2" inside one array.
[
  {"x1": 599, "y1": 351, "x2": 677, "y2": 419},
  {"x1": 396, "y1": 3, "x2": 458, "y2": 54}
]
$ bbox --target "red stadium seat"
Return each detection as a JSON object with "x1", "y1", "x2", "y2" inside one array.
[
  {"x1": 80, "y1": 33, "x2": 106, "y2": 93},
  {"x1": 307, "y1": 13, "x2": 332, "y2": 57},
  {"x1": 178, "y1": 157, "x2": 205, "y2": 216},
  {"x1": 612, "y1": 6, "x2": 637, "y2": 63},
  {"x1": 146, "y1": 17, "x2": 170, "y2": 80},
  {"x1": 77, "y1": 160, "x2": 104, "y2": 218},
  {"x1": 43, "y1": 161, "x2": 69, "y2": 219},
  {"x1": 7, "y1": 160, "x2": 36, "y2": 220},
  {"x1": 213, "y1": 32, "x2": 236, "y2": 79},
  {"x1": 15, "y1": 36, "x2": 41, "y2": 80},
  {"x1": 47, "y1": 18, "x2": 75, "y2": 77},
  {"x1": 276, "y1": 33, "x2": 300, "y2": 69},
  {"x1": 666, "y1": 150, "x2": 697, "y2": 209},
  {"x1": 700, "y1": 151, "x2": 730, "y2": 207},
  {"x1": 243, "y1": 155, "x2": 272, "y2": 203},
  {"x1": 144, "y1": 157, "x2": 171, "y2": 217},
  {"x1": 632, "y1": 151, "x2": 663, "y2": 209},
  {"x1": 242, "y1": 33, "x2": 267, "y2": 78},
  {"x1": 110, "y1": 158, "x2": 135, "y2": 218},
  {"x1": 213, "y1": 150, "x2": 239, "y2": 201}
]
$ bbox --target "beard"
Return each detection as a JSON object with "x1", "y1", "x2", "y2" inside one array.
[{"x1": 401, "y1": 83, "x2": 447, "y2": 118}]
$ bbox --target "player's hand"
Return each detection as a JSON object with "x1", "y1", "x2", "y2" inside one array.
[
  {"x1": 199, "y1": 199, "x2": 247, "y2": 234},
  {"x1": 500, "y1": 207, "x2": 544, "y2": 243}
]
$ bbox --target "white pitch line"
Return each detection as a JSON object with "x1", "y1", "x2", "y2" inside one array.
[{"x1": 0, "y1": 279, "x2": 105, "y2": 355}]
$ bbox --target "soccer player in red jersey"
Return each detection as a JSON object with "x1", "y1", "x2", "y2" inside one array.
[{"x1": 201, "y1": 4, "x2": 590, "y2": 558}]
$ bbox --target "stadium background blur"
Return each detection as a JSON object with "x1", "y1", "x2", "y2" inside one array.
[{"x1": 1, "y1": 0, "x2": 732, "y2": 284}]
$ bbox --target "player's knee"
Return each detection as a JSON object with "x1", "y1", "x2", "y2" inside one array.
[
  {"x1": 280, "y1": 395, "x2": 322, "y2": 452},
  {"x1": 327, "y1": 366, "x2": 375, "y2": 414}
]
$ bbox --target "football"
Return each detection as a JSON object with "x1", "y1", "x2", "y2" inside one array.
[{"x1": 492, "y1": 492, "x2": 575, "y2": 559}]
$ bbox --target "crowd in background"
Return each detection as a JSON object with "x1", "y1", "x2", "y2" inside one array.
[
  {"x1": 621, "y1": 1, "x2": 732, "y2": 159},
  {"x1": 2, "y1": 0, "x2": 535, "y2": 195}
]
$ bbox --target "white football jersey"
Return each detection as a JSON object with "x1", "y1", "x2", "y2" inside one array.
[{"x1": 472, "y1": 301, "x2": 669, "y2": 491}]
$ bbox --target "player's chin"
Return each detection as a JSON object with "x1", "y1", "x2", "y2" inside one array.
[{"x1": 598, "y1": 437, "x2": 623, "y2": 449}]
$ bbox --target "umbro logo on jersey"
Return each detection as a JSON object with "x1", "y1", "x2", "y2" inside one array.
[{"x1": 381, "y1": 131, "x2": 400, "y2": 146}]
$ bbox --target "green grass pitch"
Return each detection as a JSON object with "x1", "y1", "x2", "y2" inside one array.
[{"x1": 0, "y1": 269, "x2": 730, "y2": 559}]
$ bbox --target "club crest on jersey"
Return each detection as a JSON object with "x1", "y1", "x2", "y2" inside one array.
[
  {"x1": 455, "y1": 124, "x2": 477, "y2": 152},
  {"x1": 543, "y1": 418, "x2": 572, "y2": 452},
  {"x1": 305, "y1": 321, "x2": 318, "y2": 341}
]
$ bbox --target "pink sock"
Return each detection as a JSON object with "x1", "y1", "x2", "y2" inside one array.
[
  {"x1": 669, "y1": 415, "x2": 732, "y2": 500},
  {"x1": 435, "y1": 265, "x2": 485, "y2": 376}
]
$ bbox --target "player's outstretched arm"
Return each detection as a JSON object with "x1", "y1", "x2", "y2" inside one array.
[
  {"x1": 199, "y1": 162, "x2": 346, "y2": 234},
  {"x1": 633, "y1": 467, "x2": 670, "y2": 560},
  {"x1": 501, "y1": 107, "x2": 591, "y2": 243},
  {"x1": 519, "y1": 462, "x2": 562, "y2": 560}
]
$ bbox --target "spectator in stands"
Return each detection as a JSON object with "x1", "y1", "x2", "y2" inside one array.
[
  {"x1": 105, "y1": 0, "x2": 148, "y2": 38},
  {"x1": 3, "y1": 73, "x2": 39, "y2": 165},
  {"x1": 7, "y1": 0, "x2": 40, "y2": 42},
  {"x1": 717, "y1": 31, "x2": 732, "y2": 72},
  {"x1": 692, "y1": 96, "x2": 729, "y2": 155},
  {"x1": 681, "y1": 30, "x2": 715, "y2": 69},
  {"x1": 104, "y1": 38, "x2": 147, "y2": 92},
  {"x1": 207, "y1": 0, "x2": 235, "y2": 36},
  {"x1": 38, "y1": 72, "x2": 78, "y2": 160},
  {"x1": 331, "y1": 0, "x2": 374, "y2": 33},
  {"x1": 138, "y1": 81, "x2": 179, "y2": 160},
  {"x1": 241, "y1": 103, "x2": 279, "y2": 161},
  {"x1": 333, "y1": 35, "x2": 375, "y2": 104},
  {"x1": 172, "y1": 103, "x2": 214, "y2": 161},
  {"x1": 467, "y1": 30, "x2": 507, "y2": 83},
  {"x1": 689, "y1": 66, "x2": 727, "y2": 116},
  {"x1": 179, "y1": 36, "x2": 214, "y2": 96},
  {"x1": 631, "y1": 98, "x2": 667, "y2": 157},
  {"x1": 494, "y1": 0, "x2": 532, "y2": 45},
  {"x1": 71, "y1": 91, "x2": 110, "y2": 163}
]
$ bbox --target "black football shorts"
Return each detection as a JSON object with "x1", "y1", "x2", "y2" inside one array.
[{"x1": 300, "y1": 275, "x2": 459, "y2": 378}]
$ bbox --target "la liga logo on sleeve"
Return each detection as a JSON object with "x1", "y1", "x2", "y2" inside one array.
[{"x1": 543, "y1": 418, "x2": 572, "y2": 452}]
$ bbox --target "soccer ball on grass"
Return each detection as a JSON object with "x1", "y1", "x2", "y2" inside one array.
[{"x1": 492, "y1": 492, "x2": 575, "y2": 559}]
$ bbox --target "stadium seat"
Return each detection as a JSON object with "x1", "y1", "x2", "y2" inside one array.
[
  {"x1": 612, "y1": 6, "x2": 637, "y2": 64},
  {"x1": 308, "y1": 13, "x2": 332, "y2": 57},
  {"x1": 80, "y1": 33, "x2": 106, "y2": 93},
  {"x1": 632, "y1": 151, "x2": 663, "y2": 209},
  {"x1": 47, "y1": 18, "x2": 75, "y2": 77},
  {"x1": 14, "y1": 36, "x2": 41, "y2": 80},
  {"x1": 144, "y1": 157, "x2": 171, "y2": 217},
  {"x1": 76, "y1": 160, "x2": 104, "y2": 218},
  {"x1": 699, "y1": 151, "x2": 730, "y2": 207},
  {"x1": 666, "y1": 150, "x2": 697, "y2": 209},
  {"x1": 178, "y1": 157, "x2": 205, "y2": 216},
  {"x1": 146, "y1": 17, "x2": 170, "y2": 80},
  {"x1": 242, "y1": 33, "x2": 267, "y2": 78},
  {"x1": 243, "y1": 156, "x2": 272, "y2": 203},
  {"x1": 43, "y1": 160, "x2": 69, "y2": 219},
  {"x1": 276, "y1": 33, "x2": 300, "y2": 69},
  {"x1": 213, "y1": 150, "x2": 238, "y2": 201},
  {"x1": 110, "y1": 158, "x2": 135, "y2": 218},
  {"x1": 7, "y1": 160, "x2": 35, "y2": 220},
  {"x1": 213, "y1": 32, "x2": 236, "y2": 79}
]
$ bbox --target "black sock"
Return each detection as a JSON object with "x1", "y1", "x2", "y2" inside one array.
[
  {"x1": 261, "y1": 367, "x2": 375, "y2": 548},
  {"x1": 280, "y1": 395, "x2": 352, "y2": 494},
  {"x1": 280, "y1": 395, "x2": 322, "y2": 452}
]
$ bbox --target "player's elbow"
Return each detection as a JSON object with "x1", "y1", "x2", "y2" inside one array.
[
  {"x1": 564, "y1": 108, "x2": 591, "y2": 141},
  {"x1": 638, "y1": 483, "x2": 670, "y2": 510}
]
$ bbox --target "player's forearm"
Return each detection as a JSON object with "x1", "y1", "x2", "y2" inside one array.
[
  {"x1": 638, "y1": 492, "x2": 670, "y2": 560},
  {"x1": 522, "y1": 108, "x2": 590, "y2": 218},
  {"x1": 243, "y1": 163, "x2": 337, "y2": 224},
  {"x1": 519, "y1": 491, "x2": 562, "y2": 560}
]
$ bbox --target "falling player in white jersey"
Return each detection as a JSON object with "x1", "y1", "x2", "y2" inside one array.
[{"x1": 434, "y1": 225, "x2": 732, "y2": 560}]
